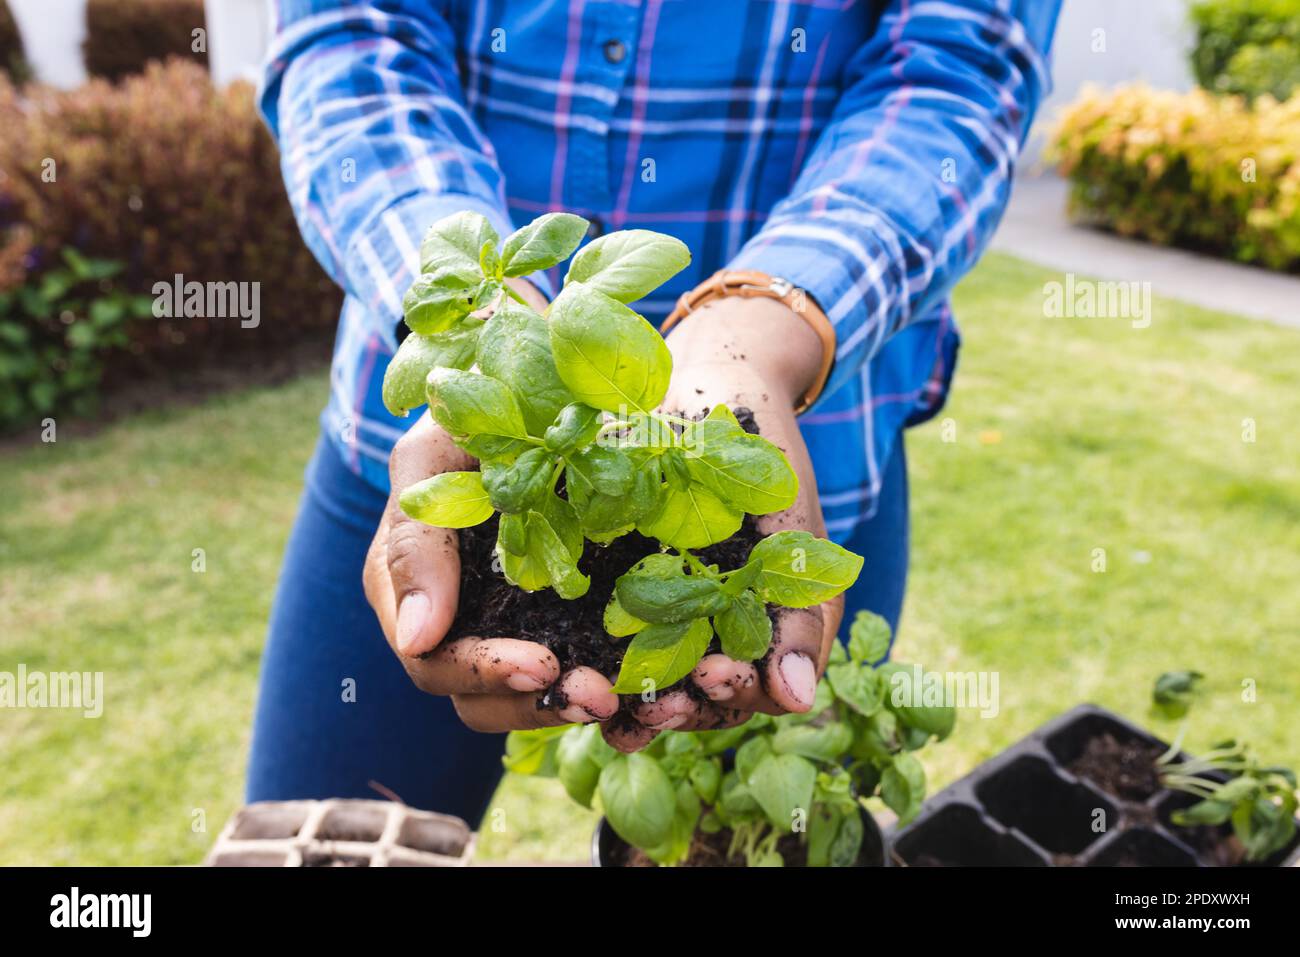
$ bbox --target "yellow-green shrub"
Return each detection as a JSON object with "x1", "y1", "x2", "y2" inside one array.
[{"x1": 1047, "y1": 84, "x2": 1300, "y2": 271}]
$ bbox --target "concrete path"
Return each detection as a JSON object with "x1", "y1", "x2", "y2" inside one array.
[{"x1": 990, "y1": 175, "x2": 1300, "y2": 330}]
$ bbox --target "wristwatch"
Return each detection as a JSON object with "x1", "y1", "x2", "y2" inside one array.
[{"x1": 661, "y1": 269, "x2": 836, "y2": 415}]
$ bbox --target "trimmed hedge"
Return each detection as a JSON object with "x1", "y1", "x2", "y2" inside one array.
[
  {"x1": 0, "y1": 0, "x2": 28, "y2": 82},
  {"x1": 83, "y1": 0, "x2": 208, "y2": 83},
  {"x1": 1048, "y1": 84, "x2": 1300, "y2": 271},
  {"x1": 1190, "y1": 0, "x2": 1300, "y2": 101},
  {"x1": 0, "y1": 59, "x2": 341, "y2": 368}
]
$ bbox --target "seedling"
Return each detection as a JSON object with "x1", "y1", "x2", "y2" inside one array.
[
  {"x1": 1150, "y1": 672, "x2": 1298, "y2": 862},
  {"x1": 1151, "y1": 669, "x2": 1203, "y2": 720},
  {"x1": 506, "y1": 612, "x2": 956, "y2": 866},
  {"x1": 383, "y1": 210, "x2": 862, "y2": 693}
]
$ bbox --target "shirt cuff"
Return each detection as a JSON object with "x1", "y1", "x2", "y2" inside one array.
[
  {"x1": 729, "y1": 221, "x2": 906, "y2": 404},
  {"x1": 342, "y1": 192, "x2": 554, "y2": 349}
]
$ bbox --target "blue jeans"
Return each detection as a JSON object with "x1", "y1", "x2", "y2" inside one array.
[{"x1": 245, "y1": 435, "x2": 910, "y2": 825}]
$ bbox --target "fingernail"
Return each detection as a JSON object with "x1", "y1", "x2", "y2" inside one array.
[
  {"x1": 506, "y1": 673, "x2": 548, "y2": 693},
  {"x1": 395, "y1": 593, "x2": 431, "y2": 655},
  {"x1": 559, "y1": 706, "x2": 597, "y2": 724},
  {"x1": 779, "y1": 652, "x2": 817, "y2": 709},
  {"x1": 700, "y1": 681, "x2": 734, "y2": 702},
  {"x1": 647, "y1": 713, "x2": 688, "y2": 731}
]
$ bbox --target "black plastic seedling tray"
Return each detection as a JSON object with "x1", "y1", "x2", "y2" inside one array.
[{"x1": 887, "y1": 704, "x2": 1300, "y2": 867}]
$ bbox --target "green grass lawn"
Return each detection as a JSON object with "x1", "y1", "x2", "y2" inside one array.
[{"x1": 2, "y1": 253, "x2": 1297, "y2": 865}]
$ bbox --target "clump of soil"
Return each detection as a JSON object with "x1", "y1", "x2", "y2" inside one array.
[
  {"x1": 442, "y1": 408, "x2": 764, "y2": 701},
  {"x1": 1066, "y1": 733, "x2": 1163, "y2": 801}
]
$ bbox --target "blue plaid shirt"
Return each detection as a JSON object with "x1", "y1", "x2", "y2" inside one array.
[{"x1": 260, "y1": 0, "x2": 1058, "y2": 541}]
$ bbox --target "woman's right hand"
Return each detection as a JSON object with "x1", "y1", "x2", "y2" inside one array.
[{"x1": 362, "y1": 409, "x2": 619, "y2": 733}]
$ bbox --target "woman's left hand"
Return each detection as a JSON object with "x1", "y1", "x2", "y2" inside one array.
[{"x1": 601, "y1": 295, "x2": 846, "y2": 752}]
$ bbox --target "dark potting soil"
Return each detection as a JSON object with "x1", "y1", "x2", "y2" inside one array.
[
  {"x1": 615, "y1": 827, "x2": 812, "y2": 867},
  {"x1": 441, "y1": 408, "x2": 765, "y2": 704},
  {"x1": 1066, "y1": 733, "x2": 1164, "y2": 801},
  {"x1": 301, "y1": 852, "x2": 370, "y2": 867}
]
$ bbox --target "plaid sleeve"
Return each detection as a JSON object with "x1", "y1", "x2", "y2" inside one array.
[
  {"x1": 731, "y1": 0, "x2": 1059, "y2": 398},
  {"x1": 259, "y1": 1, "x2": 536, "y2": 348}
]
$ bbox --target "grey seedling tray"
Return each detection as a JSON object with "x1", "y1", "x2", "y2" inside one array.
[
  {"x1": 204, "y1": 799, "x2": 475, "y2": 867},
  {"x1": 887, "y1": 704, "x2": 1300, "y2": 867}
]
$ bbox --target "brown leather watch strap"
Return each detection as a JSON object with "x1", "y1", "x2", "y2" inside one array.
[{"x1": 662, "y1": 269, "x2": 836, "y2": 415}]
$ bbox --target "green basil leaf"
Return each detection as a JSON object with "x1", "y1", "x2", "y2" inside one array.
[
  {"x1": 477, "y1": 300, "x2": 574, "y2": 436},
  {"x1": 604, "y1": 593, "x2": 649, "y2": 637},
  {"x1": 712, "y1": 590, "x2": 772, "y2": 661},
  {"x1": 880, "y1": 663, "x2": 957, "y2": 740},
  {"x1": 556, "y1": 724, "x2": 615, "y2": 809},
  {"x1": 1153, "y1": 669, "x2": 1204, "y2": 720},
  {"x1": 548, "y1": 282, "x2": 671, "y2": 414},
  {"x1": 426, "y1": 368, "x2": 531, "y2": 462},
  {"x1": 705, "y1": 403, "x2": 741, "y2": 427},
  {"x1": 881, "y1": 753, "x2": 926, "y2": 825},
  {"x1": 611, "y1": 618, "x2": 712, "y2": 694},
  {"x1": 481, "y1": 447, "x2": 555, "y2": 514},
  {"x1": 771, "y1": 721, "x2": 854, "y2": 763},
  {"x1": 565, "y1": 445, "x2": 635, "y2": 497},
  {"x1": 564, "y1": 229, "x2": 691, "y2": 302},
  {"x1": 1171, "y1": 799, "x2": 1234, "y2": 827},
  {"x1": 683, "y1": 420, "x2": 798, "y2": 514},
  {"x1": 719, "y1": 778, "x2": 760, "y2": 819},
  {"x1": 381, "y1": 319, "x2": 482, "y2": 417},
  {"x1": 402, "y1": 270, "x2": 477, "y2": 334},
  {"x1": 501, "y1": 212, "x2": 589, "y2": 276},
  {"x1": 697, "y1": 724, "x2": 752, "y2": 756},
  {"x1": 479, "y1": 238, "x2": 501, "y2": 278},
  {"x1": 748, "y1": 753, "x2": 817, "y2": 831},
  {"x1": 828, "y1": 807, "x2": 865, "y2": 867},
  {"x1": 689, "y1": 757, "x2": 723, "y2": 805},
  {"x1": 528, "y1": 511, "x2": 589, "y2": 599},
  {"x1": 720, "y1": 560, "x2": 761, "y2": 597},
  {"x1": 398, "y1": 470, "x2": 494, "y2": 529},
  {"x1": 544, "y1": 402, "x2": 604, "y2": 455},
  {"x1": 661, "y1": 447, "x2": 691, "y2": 491},
  {"x1": 850, "y1": 708, "x2": 899, "y2": 763},
  {"x1": 826, "y1": 661, "x2": 884, "y2": 717},
  {"x1": 616, "y1": 566, "x2": 730, "y2": 624},
  {"x1": 636, "y1": 481, "x2": 742, "y2": 550},
  {"x1": 498, "y1": 512, "x2": 528, "y2": 557},
  {"x1": 735, "y1": 736, "x2": 773, "y2": 783},
  {"x1": 645, "y1": 780, "x2": 702, "y2": 865},
  {"x1": 598, "y1": 753, "x2": 676, "y2": 850},
  {"x1": 420, "y1": 211, "x2": 498, "y2": 277},
  {"x1": 501, "y1": 727, "x2": 565, "y2": 775},
  {"x1": 472, "y1": 277, "x2": 504, "y2": 311},
  {"x1": 807, "y1": 804, "x2": 841, "y2": 868},
  {"x1": 749, "y1": 531, "x2": 864, "y2": 607},
  {"x1": 537, "y1": 490, "x2": 583, "y2": 562},
  {"x1": 499, "y1": 528, "x2": 551, "y2": 591},
  {"x1": 566, "y1": 449, "x2": 662, "y2": 538},
  {"x1": 847, "y1": 610, "x2": 892, "y2": 665}
]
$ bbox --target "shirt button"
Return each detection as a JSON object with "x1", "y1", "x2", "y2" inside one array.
[
  {"x1": 587, "y1": 217, "x2": 605, "y2": 239},
  {"x1": 603, "y1": 39, "x2": 626, "y2": 64}
]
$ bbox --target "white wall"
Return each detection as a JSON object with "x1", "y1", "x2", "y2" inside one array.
[
  {"x1": 205, "y1": 0, "x2": 272, "y2": 88},
  {"x1": 1026, "y1": 0, "x2": 1195, "y2": 167},
  {"x1": 8, "y1": 0, "x2": 272, "y2": 90},
  {"x1": 9, "y1": 0, "x2": 88, "y2": 89}
]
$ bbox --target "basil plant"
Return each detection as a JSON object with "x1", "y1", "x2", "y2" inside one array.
[
  {"x1": 505, "y1": 612, "x2": 957, "y2": 866},
  {"x1": 383, "y1": 210, "x2": 863, "y2": 694}
]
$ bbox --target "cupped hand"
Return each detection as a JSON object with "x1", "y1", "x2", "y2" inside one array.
[
  {"x1": 362, "y1": 281, "x2": 619, "y2": 732},
  {"x1": 601, "y1": 295, "x2": 844, "y2": 752}
]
